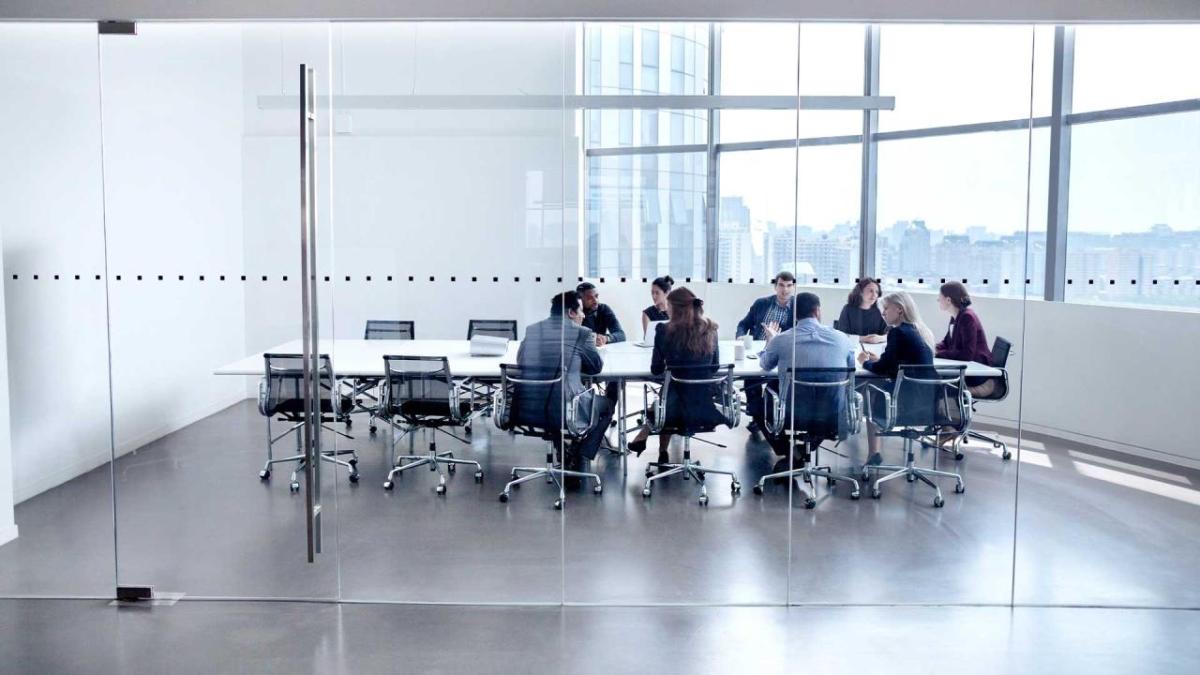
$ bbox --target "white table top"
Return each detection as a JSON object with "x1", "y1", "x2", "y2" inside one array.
[{"x1": 215, "y1": 338, "x2": 1003, "y2": 380}]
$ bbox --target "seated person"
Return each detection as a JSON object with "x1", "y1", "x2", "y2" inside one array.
[
  {"x1": 515, "y1": 291, "x2": 615, "y2": 479},
  {"x1": 735, "y1": 271, "x2": 797, "y2": 435},
  {"x1": 627, "y1": 286, "x2": 723, "y2": 465},
  {"x1": 576, "y1": 282, "x2": 626, "y2": 346},
  {"x1": 935, "y1": 281, "x2": 994, "y2": 398},
  {"x1": 641, "y1": 275, "x2": 673, "y2": 336},
  {"x1": 857, "y1": 291, "x2": 936, "y2": 466},
  {"x1": 758, "y1": 292, "x2": 856, "y2": 470},
  {"x1": 837, "y1": 278, "x2": 888, "y2": 344}
]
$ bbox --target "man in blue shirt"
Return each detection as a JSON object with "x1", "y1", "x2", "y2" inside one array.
[
  {"x1": 736, "y1": 271, "x2": 797, "y2": 436},
  {"x1": 757, "y1": 292, "x2": 856, "y2": 465}
]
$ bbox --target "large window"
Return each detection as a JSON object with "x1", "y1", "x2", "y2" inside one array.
[{"x1": 582, "y1": 22, "x2": 1199, "y2": 311}]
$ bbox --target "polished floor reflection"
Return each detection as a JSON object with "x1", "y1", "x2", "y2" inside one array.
[
  {"x1": 2, "y1": 599, "x2": 1197, "y2": 674},
  {"x1": 0, "y1": 400, "x2": 1197, "y2": 608}
]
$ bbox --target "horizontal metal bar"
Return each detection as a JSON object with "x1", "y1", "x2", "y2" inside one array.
[
  {"x1": 717, "y1": 134, "x2": 863, "y2": 152},
  {"x1": 874, "y1": 116, "x2": 1051, "y2": 141},
  {"x1": 585, "y1": 143, "x2": 707, "y2": 157},
  {"x1": 1065, "y1": 98, "x2": 1200, "y2": 125},
  {"x1": 258, "y1": 94, "x2": 895, "y2": 111}
]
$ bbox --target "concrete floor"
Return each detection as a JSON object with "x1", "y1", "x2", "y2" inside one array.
[
  {"x1": 1, "y1": 599, "x2": 1198, "y2": 674},
  {"x1": 1, "y1": 399, "x2": 1198, "y2": 609}
]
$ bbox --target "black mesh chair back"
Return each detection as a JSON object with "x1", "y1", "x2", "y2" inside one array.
[
  {"x1": 259, "y1": 353, "x2": 344, "y2": 418},
  {"x1": 991, "y1": 336, "x2": 1012, "y2": 369},
  {"x1": 887, "y1": 364, "x2": 969, "y2": 432},
  {"x1": 832, "y1": 319, "x2": 841, "y2": 332},
  {"x1": 365, "y1": 320, "x2": 415, "y2": 340},
  {"x1": 382, "y1": 355, "x2": 466, "y2": 425},
  {"x1": 779, "y1": 367, "x2": 858, "y2": 442},
  {"x1": 468, "y1": 319, "x2": 518, "y2": 341},
  {"x1": 653, "y1": 364, "x2": 738, "y2": 436},
  {"x1": 494, "y1": 363, "x2": 567, "y2": 439}
]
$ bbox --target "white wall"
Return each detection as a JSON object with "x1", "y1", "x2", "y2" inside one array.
[{"x1": 0, "y1": 239, "x2": 17, "y2": 546}]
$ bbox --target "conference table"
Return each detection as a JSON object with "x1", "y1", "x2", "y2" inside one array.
[{"x1": 216, "y1": 338, "x2": 1003, "y2": 469}]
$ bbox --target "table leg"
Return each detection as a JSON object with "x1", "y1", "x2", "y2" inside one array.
[{"x1": 619, "y1": 378, "x2": 628, "y2": 477}]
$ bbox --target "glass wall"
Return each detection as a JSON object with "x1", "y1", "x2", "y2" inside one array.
[{"x1": 0, "y1": 20, "x2": 1194, "y2": 612}]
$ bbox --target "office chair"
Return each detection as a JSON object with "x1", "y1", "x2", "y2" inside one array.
[
  {"x1": 342, "y1": 320, "x2": 416, "y2": 435},
  {"x1": 493, "y1": 364, "x2": 603, "y2": 510},
  {"x1": 379, "y1": 355, "x2": 483, "y2": 495},
  {"x1": 642, "y1": 364, "x2": 742, "y2": 506},
  {"x1": 957, "y1": 336, "x2": 1013, "y2": 460},
  {"x1": 756, "y1": 367, "x2": 863, "y2": 508},
  {"x1": 257, "y1": 353, "x2": 359, "y2": 492},
  {"x1": 467, "y1": 319, "x2": 518, "y2": 341},
  {"x1": 862, "y1": 364, "x2": 970, "y2": 507},
  {"x1": 365, "y1": 320, "x2": 415, "y2": 340}
]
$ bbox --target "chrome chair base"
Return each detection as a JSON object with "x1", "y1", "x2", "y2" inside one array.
[
  {"x1": 961, "y1": 430, "x2": 1012, "y2": 460},
  {"x1": 383, "y1": 440, "x2": 483, "y2": 495},
  {"x1": 642, "y1": 439, "x2": 741, "y2": 507},
  {"x1": 499, "y1": 452, "x2": 602, "y2": 510},
  {"x1": 259, "y1": 418, "x2": 359, "y2": 492},
  {"x1": 862, "y1": 438, "x2": 964, "y2": 508},
  {"x1": 753, "y1": 463, "x2": 861, "y2": 507}
]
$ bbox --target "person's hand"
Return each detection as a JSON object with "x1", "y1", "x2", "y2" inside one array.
[
  {"x1": 856, "y1": 351, "x2": 870, "y2": 364},
  {"x1": 595, "y1": 335, "x2": 609, "y2": 347},
  {"x1": 861, "y1": 334, "x2": 885, "y2": 345},
  {"x1": 761, "y1": 321, "x2": 781, "y2": 341}
]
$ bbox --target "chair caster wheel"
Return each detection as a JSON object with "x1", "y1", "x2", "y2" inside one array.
[
  {"x1": 933, "y1": 496, "x2": 945, "y2": 508},
  {"x1": 593, "y1": 484, "x2": 603, "y2": 495},
  {"x1": 731, "y1": 481, "x2": 741, "y2": 495},
  {"x1": 383, "y1": 481, "x2": 394, "y2": 490},
  {"x1": 259, "y1": 469, "x2": 270, "y2": 481},
  {"x1": 553, "y1": 499, "x2": 563, "y2": 510},
  {"x1": 804, "y1": 497, "x2": 816, "y2": 509},
  {"x1": 436, "y1": 484, "x2": 447, "y2": 496},
  {"x1": 871, "y1": 488, "x2": 881, "y2": 499},
  {"x1": 698, "y1": 495, "x2": 708, "y2": 506},
  {"x1": 289, "y1": 482, "x2": 300, "y2": 493},
  {"x1": 954, "y1": 452, "x2": 964, "y2": 461},
  {"x1": 465, "y1": 427, "x2": 473, "y2": 437},
  {"x1": 850, "y1": 491, "x2": 861, "y2": 500},
  {"x1": 369, "y1": 426, "x2": 377, "y2": 435},
  {"x1": 906, "y1": 473, "x2": 916, "y2": 483},
  {"x1": 752, "y1": 484, "x2": 764, "y2": 496},
  {"x1": 499, "y1": 492, "x2": 509, "y2": 503},
  {"x1": 474, "y1": 471, "x2": 484, "y2": 483},
  {"x1": 642, "y1": 488, "x2": 652, "y2": 498},
  {"x1": 349, "y1": 473, "x2": 359, "y2": 484},
  {"x1": 954, "y1": 483, "x2": 965, "y2": 494},
  {"x1": 448, "y1": 463, "x2": 456, "y2": 474},
  {"x1": 1002, "y1": 450, "x2": 1012, "y2": 460},
  {"x1": 348, "y1": 458, "x2": 358, "y2": 467}
]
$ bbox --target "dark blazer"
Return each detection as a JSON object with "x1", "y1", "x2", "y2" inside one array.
[
  {"x1": 936, "y1": 307, "x2": 992, "y2": 386},
  {"x1": 513, "y1": 316, "x2": 603, "y2": 430},
  {"x1": 581, "y1": 303, "x2": 626, "y2": 343},
  {"x1": 863, "y1": 322, "x2": 932, "y2": 380},
  {"x1": 735, "y1": 296, "x2": 795, "y2": 340},
  {"x1": 650, "y1": 323, "x2": 726, "y2": 430},
  {"x1": 836, "y1": 303, "x2": 888, "y2": 336}
]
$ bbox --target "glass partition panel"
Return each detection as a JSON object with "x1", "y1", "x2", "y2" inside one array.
[
  {"x1": 0, "y1": 23, "x2": 115, "y2": 596},
  {"x1": 100, "y1": 23, "x2": 341, "y2": 598},
  {"x1": 329, "y1": 21, "x2": 570, "y2": 603},
  {"x1": 1015, "y1": 23, "x2": 1200, "y2": 609}
]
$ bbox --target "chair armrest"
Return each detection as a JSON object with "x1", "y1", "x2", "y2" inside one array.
[
  {"x1": 763, "y1": 383, "x2": 784, "y2": 435},
  {"x1": 864, "y1": 383, "x2": 893, "y2": 432},
  {"x1": 257, "y1": 378, "x2": 269, "y2": 416},
  {"x1": 848, "y1": 391, "x2": 864, "y2": 435}
]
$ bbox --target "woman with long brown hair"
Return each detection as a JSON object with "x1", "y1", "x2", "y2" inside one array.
[
  {"x1": 627, "y1": 287, "x2": 722, "y2": 465},
  {"x1": 837, "y1": 278, "x2": 888, "y2": 344}
]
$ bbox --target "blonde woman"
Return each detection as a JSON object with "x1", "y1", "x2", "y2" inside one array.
[{"x1": 856, "y1": 291, "x2": 935, "y2": 465}]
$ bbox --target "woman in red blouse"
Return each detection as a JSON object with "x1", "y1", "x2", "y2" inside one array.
[{"x1": 935, "y1": 281, "x2": 994, "y2": 398}]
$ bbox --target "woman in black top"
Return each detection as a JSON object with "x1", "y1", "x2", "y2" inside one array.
[
  {"x1": 857, "y1": 291, "x2": 935, "y2": 465},
  {"x1": 629, "y1": 286, "x2": 722, "y2": 465},
  {"x1": 640, "y1": 275, "x2": 673, "y2": 338},
  {"x1": 837, "y1": 278, "x2": 888, "y2": 344}
]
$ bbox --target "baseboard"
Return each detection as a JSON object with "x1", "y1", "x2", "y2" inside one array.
[
  {"x1": 14, "y1": 392, "x2": 247, "y2": 504},
  {"x1": 974, "y1": 413, "x2": 1200, "y2": 471},
  {"x1": 0, "y1": 522, "x2": 18, "y2": 547}
]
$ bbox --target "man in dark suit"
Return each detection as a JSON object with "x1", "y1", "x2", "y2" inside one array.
[
  {"x1": 735, "y1": 271, "x2": 797, "y2": 435},
  {"x1": 514, "y1": 291, "x2": 615, "y2": 475}
]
